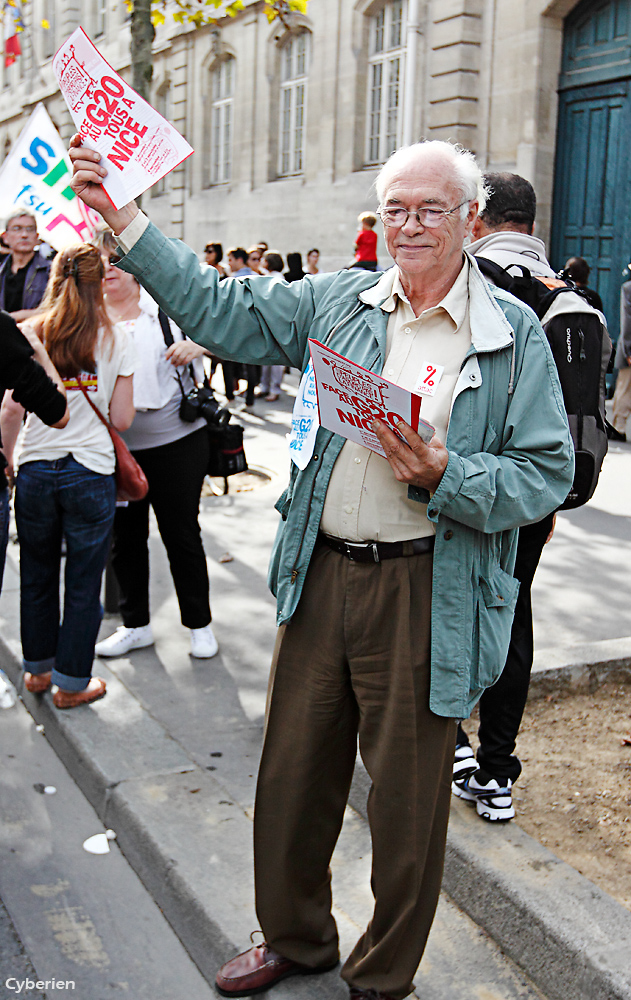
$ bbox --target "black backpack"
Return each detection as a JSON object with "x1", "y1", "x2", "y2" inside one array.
[{"x1": 475, "y1": 257, "x2": 612, "y2": 510}]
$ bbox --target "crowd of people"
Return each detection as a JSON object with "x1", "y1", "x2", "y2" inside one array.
[{"x1": 200, "y1": 242, "x2": 320, "y2": 406}]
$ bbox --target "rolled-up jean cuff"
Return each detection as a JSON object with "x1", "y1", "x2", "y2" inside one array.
[
  {"x1": 23, "y1": 657, "x2": 56, "y2": 675},
  {"x1": 51, "y1": 669, "x2": 91, "y2": 693}
]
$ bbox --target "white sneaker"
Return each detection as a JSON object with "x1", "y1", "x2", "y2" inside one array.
[
  {"x1": 95, "y1": 624, "x2": 154, "y2": 657},
  {"x1": 190, "y1": 624, "x2": 219, "y2": 658},
  {"x1": 453, "y1": 768, "x2": 515, "y2": 822}
]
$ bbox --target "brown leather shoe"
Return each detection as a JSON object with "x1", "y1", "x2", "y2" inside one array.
[
  {"x1": 24, "y1": 671, "x2": 52, "y2": 694},
  {"x1": 53, "y1": 677, "x2": 106, "y2": 710},
  {"x1": 349, "y1": 989, "x2": 398, "y2": 999},
  {"x1": 216, "y1": 943, "x2": 336, "y2": 997}
]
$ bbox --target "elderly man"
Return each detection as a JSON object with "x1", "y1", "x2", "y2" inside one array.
[
  {"x1": 70, "y1": 138, "x2": 573, "y2": 1000},
  {"x1": 0, "y1": 212, "x2": 51, "y2": 321}
]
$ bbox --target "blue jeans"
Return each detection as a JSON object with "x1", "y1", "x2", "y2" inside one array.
[
  {"x1": 0, "y1": 486, "x2": 9, "y2": 594},
  {"x1": 15, "y1": 456, "x2": 116, "y2": 692}
]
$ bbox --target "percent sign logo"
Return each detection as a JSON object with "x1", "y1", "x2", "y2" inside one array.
[{"x1": 424, "y1": 366, "x2": 437, "y2": 388}]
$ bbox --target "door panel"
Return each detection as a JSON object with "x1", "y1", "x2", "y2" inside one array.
[{"x1": 551, "y1": 81, "x2": 631, "y2": 339}]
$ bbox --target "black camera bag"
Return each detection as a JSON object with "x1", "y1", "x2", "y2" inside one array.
[{"x1": 157, "y1": 309, "x2": 247, "y2": 485}]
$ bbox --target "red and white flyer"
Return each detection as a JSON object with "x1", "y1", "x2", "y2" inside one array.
[
  {"x1": 53, "y1": 27, "x2": 193, "y2": 210},
  {"x1": 308, "y1": 339, "x2": 434, "y2": 458}
]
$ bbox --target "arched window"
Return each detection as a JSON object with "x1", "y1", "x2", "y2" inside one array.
[
  {"x1": 278, "y1": 32, "x2": 309, "y2": 176},
  {"x1": 366, "y1": 0, "x2": 407, "y2": 164},
  {"x1": 210, "y1": 57, "x2": 234, "y2": 185}
]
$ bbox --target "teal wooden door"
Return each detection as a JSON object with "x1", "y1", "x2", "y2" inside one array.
[{"x1": 551, "y1": 0, "x2": 631, "y2": 341}]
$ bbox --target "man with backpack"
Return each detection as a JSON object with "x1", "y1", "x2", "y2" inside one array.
[{"x1": 453, "y1": 172, "x2": 611, "y2": 822}]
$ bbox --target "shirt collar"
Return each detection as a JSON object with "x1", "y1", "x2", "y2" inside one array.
[{"x1": 374, "y1": 259, "x2": 469, "y2": 332}]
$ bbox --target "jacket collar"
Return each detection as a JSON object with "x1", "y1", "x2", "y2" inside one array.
[
  {"x1": 357, "y1": 256, "x2": 514, "y2": 354},
  {"x1": 468, "y1": 231, "x2": 556, "y2": 278}
]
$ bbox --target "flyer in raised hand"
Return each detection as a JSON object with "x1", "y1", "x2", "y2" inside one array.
[
  {"x1": 53, "y1": 27, "x2": 193, "y2": 210},
  {"x1": 308, "y1": 339, "x2": 434, "y2": 458}
]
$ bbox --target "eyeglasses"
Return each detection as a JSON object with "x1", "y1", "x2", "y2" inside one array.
[
  {"x1": 7, "y1": 225, "x2": 37, "y2": 234},
  {"x1": 378, "y1": 202, "x2": 468, "y2": 229},
  {"x1": 104, "y1": 254, "x2": 121, "y2": 266}
]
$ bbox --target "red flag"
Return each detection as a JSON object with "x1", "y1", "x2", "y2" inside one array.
[
  {"x1": 5, "y1": 32, "x2": 21, "y2": 67},
  {"x1": 4, "y1": 2, "x2": 23, "y2": 68}
]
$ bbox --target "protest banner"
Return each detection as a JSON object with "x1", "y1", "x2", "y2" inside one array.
[
  {"x1": 308, "y1": 339, "x2": 434, "y2": 459},
  {"x1": 0, "y1": 102, "x2": 100, "y2": 250},
  {"x1": 53, "y1": 27, "x2": 193, "y2": 210}
]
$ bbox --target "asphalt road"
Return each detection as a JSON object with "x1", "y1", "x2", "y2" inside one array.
[{"x1": 0, "y1": 692, "x2": 215, "y2": 1000}]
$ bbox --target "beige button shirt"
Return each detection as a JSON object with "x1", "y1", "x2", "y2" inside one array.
[{"x1": 319, "y1": 260, "x2": 472, "y2": 542}]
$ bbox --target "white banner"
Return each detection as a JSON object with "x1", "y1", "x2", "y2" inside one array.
[
  {"x1": 0, "y1": 102, "x2": 100, "y2": 250},
  {"x1": 53, "y1": 27, "x2": 193, "y2": 210}
]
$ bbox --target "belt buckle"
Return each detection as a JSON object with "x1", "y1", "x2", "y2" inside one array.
[{"x1": 343, "y1": 541, "x2": 379, "y2": 563}]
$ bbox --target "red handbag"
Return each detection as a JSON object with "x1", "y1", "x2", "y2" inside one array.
[{"x1": 76, "y1": 378, "x2": 148, "y2": 502}]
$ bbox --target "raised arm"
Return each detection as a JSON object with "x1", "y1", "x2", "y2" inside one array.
[{"x1": 69, "y1": 137, "x2": 320, "y2": 369}]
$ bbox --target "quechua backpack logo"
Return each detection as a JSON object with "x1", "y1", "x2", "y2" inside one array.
[{"x1": 475, "y1": 256, "x2": 612, "y2": 509}]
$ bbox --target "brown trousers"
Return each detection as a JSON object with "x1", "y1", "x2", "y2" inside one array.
[
  {"x1": 253, "y1": 541, "x2": 456, "y2": 999},
  {"x1": 612, "y1": 365, "x2": 631, "y2": 433}
]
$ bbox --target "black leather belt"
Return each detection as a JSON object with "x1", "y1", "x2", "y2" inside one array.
[{"x1": 319, "y1": 533, "x2": 435, "y2": 563}]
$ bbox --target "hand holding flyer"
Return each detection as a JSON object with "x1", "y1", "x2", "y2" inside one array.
[
  {"x1": 53, "y1": 28, "x2": 193, "y2": 210},
  {"x1": 308, "y1": 340, "x2": 434, "y2": 458}
]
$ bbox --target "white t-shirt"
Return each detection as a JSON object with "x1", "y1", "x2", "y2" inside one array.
[{"x1": 16, "y1": 325, "x2": 137, "y2": 476}]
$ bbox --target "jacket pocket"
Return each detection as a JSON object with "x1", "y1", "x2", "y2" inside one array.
[
  {"x1": 471, "y1": 566, "x2": 520, "y2": 693},
  {"x1": 274, "y1": 486, "x2": 292, "y2": 521}
]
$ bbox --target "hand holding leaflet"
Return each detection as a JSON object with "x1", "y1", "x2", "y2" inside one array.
[
  {"x1": 308, "y1": 339, "x2": 434, "y2": 458},
  {"x1": 53, "y1": 28, "x2": 193, "y2": 210}
]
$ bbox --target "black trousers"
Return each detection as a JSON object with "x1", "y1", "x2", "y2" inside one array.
[
  {"x1": 458, "y1": 512, "x2": 554, "y2": 782},
  {"x1": 222, "y1": 362, "x2": 261, "y2": 406},
  {"x1": 111, "y1": 426, "x2": 211, "y2": 629}
]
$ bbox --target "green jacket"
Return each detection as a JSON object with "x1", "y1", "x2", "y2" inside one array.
[{"x1": 119, "y1": 222, "x2": 574, "y2": 718}]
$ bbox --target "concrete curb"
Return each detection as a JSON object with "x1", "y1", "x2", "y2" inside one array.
[
  {"x1": 4, "y1": 635, "x2": 631, "y2": 1000},
  {"x1": 530, "y1": 636, "x2": 631, "y2": 697}
]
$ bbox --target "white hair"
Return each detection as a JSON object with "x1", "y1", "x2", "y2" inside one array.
[{"x1": 375, "y1": 140, "x2": 489, "y2": 217}]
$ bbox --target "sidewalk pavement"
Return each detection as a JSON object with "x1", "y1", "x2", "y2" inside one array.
[{"x1": 1, "y1": 375, "x2": 631, "y2": 1000}]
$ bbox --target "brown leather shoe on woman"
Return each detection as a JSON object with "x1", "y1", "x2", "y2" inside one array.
[
  {"x1": 53, "y1": 677, "x2": 106, "y2": 710},
  {"x1": 24, "y1": 671, "x2": 52, "y2": 694}
]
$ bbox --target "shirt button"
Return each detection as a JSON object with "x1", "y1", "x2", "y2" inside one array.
[
  {"x1": 428, "y1": 508, "x2": 437, "y2": 518},
  {"x1": 387, "y1": 368, "x2": 394, "y2": 375},
  {"x1": 344, "y1": 505, "x2": 353, "y2": 514},
  {"x1": 354, "y1": 457, "x2": 361, "y2": 464},
  {"x1": 469, "y1": 373, "x2": 476, "y2": 381},
  {"x1": 443, "y1": 530, "x2": 453, "y2": 540},
  {"x1": 404, "y1": 326, "x2": 411, "y2": 334}
]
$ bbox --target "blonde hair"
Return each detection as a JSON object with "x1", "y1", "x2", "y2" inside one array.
[
  {"x1": 39, "y1": 243, "x2": 113, "y2": 377},
  {"x1": 358, "y1": 212, "x2": 378, "y2": 228}
]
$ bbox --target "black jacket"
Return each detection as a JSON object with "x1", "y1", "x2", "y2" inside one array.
[{"x1": 0, "y1": 310, "x2": 67, "y2": 488}]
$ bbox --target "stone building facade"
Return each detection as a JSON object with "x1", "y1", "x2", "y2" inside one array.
[{"x1": 0, "y1": 0, "x2": 629, "y2": 329}]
